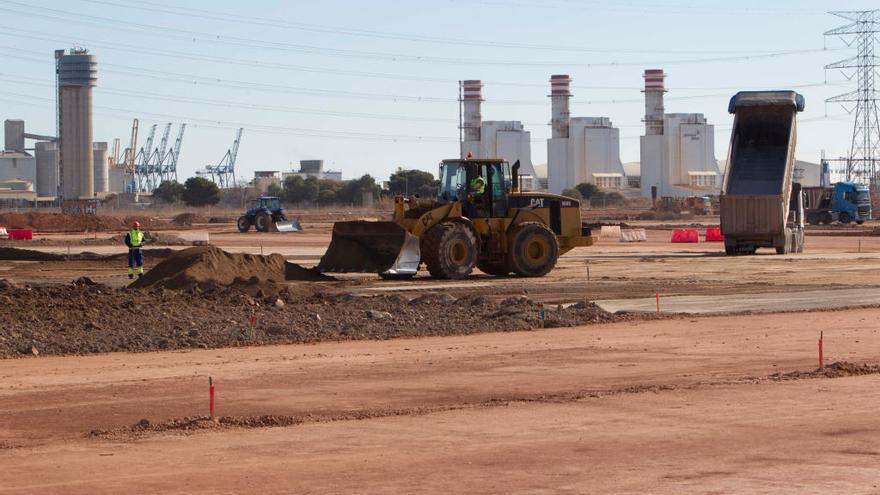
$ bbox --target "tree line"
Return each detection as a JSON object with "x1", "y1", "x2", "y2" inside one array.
[{"x1": 152, "y1": 168, "x2": 626, "y2": 208}]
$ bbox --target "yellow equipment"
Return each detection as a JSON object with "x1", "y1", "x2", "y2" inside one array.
[{"x1": 318, "y1": 158, "x2": 595, "y2": 279}]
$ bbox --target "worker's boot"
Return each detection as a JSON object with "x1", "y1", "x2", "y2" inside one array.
[
  {"x1": 138, "y1": 272, "x2": 144, "y2": 279},
  {"x1": 128, "y1": 273, "x2": 134, "y2": 280}
]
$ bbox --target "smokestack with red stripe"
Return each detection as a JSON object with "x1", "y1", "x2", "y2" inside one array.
[
  {"x1": 462, "y1": 80, "x2": 483, "y2": 143},
  {"x1": 643, "y1": 69, "x2": 666, "y2": 136},
  {"x1": 550, "y1": 74, "x2": 572, "y2": 139}
]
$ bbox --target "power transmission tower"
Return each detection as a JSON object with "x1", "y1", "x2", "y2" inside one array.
[{"x1": 825, "y1": 10, "x2": 880, "y2": 185}]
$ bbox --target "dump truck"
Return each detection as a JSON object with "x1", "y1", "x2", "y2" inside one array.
[
  {"x1": 720, "y1": 91, "x2": 806, "y2": 255},
  {"x1": 804, "y1": 182, "x2": 871, "y2": 225},
  {"x1": 318, "y1": 158, "x2": 595, "y2": 279}
]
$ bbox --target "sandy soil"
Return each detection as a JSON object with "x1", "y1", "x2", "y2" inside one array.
[
  {"x1": 3, "y1": 213, "x2": 880, "y2": 492},
  {"x1": 1, "y1": 309, "x2": 879, "y2": 493}
]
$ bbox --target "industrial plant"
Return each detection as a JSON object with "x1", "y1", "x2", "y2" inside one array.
[{"x1": 546, "y1": 74, "x2": 627, "y2": 194}]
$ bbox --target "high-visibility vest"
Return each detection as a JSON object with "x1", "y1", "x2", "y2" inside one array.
[
  {"x1": 129, "y1": 229, "x2": 144, "y2": 247},
  {"x1": 470, "y1": 177, "x2": 486, "y2": 195}
]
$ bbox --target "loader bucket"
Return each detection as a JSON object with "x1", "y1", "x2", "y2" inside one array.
[
  {"x1": 317, "y1": 221, "x2": 421, "y2": 275},
  {"x1": 272, "y1": 220, "x2": 302, "y2": 233}
]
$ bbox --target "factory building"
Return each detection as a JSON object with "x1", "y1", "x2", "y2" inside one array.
[
  {"x1": 459, "y1": 80, "x2": 538, "y2": 190},
  {"x1": 282, "y1": 160, "x2": 343, "y2": 182},
  {"x1": 1, "y1": 120, "x2": 40, "y2": 204},
  {"x1": 546, "y1": 75, "x2": 627, "y2": 194},
  {"x1": 638, "y1": 69, "x2": 721, "y2": 199}
]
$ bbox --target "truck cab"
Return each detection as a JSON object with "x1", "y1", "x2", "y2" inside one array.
[
  {"x1": 831, "y1": 182, "x2": 871, "y2": 224},
  {"x1": 805, "y1": 182, "x2": 871, "y2": 225}
]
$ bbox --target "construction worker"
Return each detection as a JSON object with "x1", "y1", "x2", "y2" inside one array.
[
  {"x1": 470, "y1": 175, "x2": 486, "y2": 196},
  {"x1": 466, "y1": 175, "x2": 487, "y2": 218},
  {"x1": 124, "y1": 221, "x2": 145, "y2": 279}
]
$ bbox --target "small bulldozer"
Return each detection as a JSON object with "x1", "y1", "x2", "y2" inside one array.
[
  {"x1": 237, "y1": 196, "x2": 300, "y2": 233},
  {"x1": 318, "y1": 158, "x2": 595, "y2": 279}
]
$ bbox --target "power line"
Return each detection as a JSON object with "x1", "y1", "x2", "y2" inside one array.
[
  {"x1": 0, "y1": 48, "x2": 846, "y2": 109},
  {"x1": 0, "y1": 89, "x2": 460, "y2": 143},
  {"x1": 0, "y1": 3, "x2": 845, "y2": 72},
  {"x1": 71, "y1": 0, "x2": 825, "y2": 54}
]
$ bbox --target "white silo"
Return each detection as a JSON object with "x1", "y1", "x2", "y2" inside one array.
[
  {"x1": 35, "y1": 141, "x2": 59, "y2": 198},
  {"x1": 93, "y1": 141, "x2": 109, "y2": 194}
]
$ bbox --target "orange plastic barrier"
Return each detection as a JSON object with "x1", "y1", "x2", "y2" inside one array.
[
  {"x1": 671, "y1": 229, "x2": 699, "y2": 243},
  {"x1": 704, "y1": 227, "x2": 724, "y2": 242}
]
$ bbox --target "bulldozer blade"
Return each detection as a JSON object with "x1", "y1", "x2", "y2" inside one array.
[
  {"x1": 272, "y1": 220, "x2": 302, "y2": 233},
  {"x1": 317, "y1": 221, "x2": 420, "y2": 275}
]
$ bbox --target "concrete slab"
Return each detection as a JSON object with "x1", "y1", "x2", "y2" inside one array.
[{"x1": 596, "y1": 287, "x2": 880, "y2": 314}]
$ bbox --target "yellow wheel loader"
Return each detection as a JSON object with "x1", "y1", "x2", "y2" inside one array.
[{"x1": 318, "y1": 158, "x2": 595, "y2": 279}]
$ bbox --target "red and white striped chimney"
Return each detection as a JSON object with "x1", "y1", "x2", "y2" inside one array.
[
  {"x1": 643, "y1": 69, "x2": 666, "y2": 136},
  {"x1": 549, "y1": 74, "x2": 572, "y2": 139},
  {"x1": 461, "y1": 80, "x2": 483, "y2": 143}
]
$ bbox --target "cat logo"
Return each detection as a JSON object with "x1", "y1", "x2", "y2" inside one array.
[{"x1": 529, "y1": 198, "x2": 545, "y2": 208}]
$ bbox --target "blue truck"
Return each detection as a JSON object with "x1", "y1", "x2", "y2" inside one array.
[{"x1": 804, "y1": 182, "x2": 871, "y2": 225}]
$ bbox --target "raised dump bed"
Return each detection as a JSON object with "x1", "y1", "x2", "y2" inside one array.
[{"x1": 720, "y1": 91, "x2": 805, "y2": 255}]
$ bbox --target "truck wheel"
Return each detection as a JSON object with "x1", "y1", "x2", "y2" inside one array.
[
  {"x1": 776, "y1": 233, "x2": 792, "y2": 255},
  {"x1": 857, "y1": 220, "x2": 865, "y2": 225},
  {"x1": 807, "y1": 213, "x2": 819, "y2": 226},
  {"x1": 237, "y1": 216, "x2": 251, "y2": 233},
  {"x1": 422, "y1": 222, "x2": 477, "y2": 279},
  {"x1": 476, "y1": 261, "x2": 511, "y2": 276},
  {"x1": 821, "y1": 213, "x2": 833, "y2": 225},
  {"x1": 255, "y1": 211, "x2": 272, "y2": 232},
  {"x1": 506, "y1": 222, "x2": 559, "y2": 277},
  {"x1": 839, "y1": 212, "x2": 852, "y2": 224}
]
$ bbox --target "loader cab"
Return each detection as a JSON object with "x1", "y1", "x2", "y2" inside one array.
[{"x1": 437, "y1": 159, "x2": 511, "y2": 218}]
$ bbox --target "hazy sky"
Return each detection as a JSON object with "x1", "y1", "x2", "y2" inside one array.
[{"x1": 0, "y1": 0, "x2": 876, "y2": 182}]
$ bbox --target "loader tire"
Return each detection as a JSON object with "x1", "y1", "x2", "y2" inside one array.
[
  {"x1": 476, "y1": 261, "x2": 511, "y2": 277},
  {"x1": 237, "y1": 216, "x2": 251, "y2": 233},
  {"x1": 255, "y1": 211, "x2": 272, "y2": 232},
  {"x1": 422, "y1": 222, "x2": 477, "y2": 279},
  {"x1": 506, "y1": 222, "x2": 559, "y2": 277}
]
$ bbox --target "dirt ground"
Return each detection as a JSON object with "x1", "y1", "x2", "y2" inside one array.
[
  {"x1": 3, "y1": 211, "x2": 880, "y2": 492},
  {"x1": 2, "y1": 310, "x2": 880, "y2": 493}
]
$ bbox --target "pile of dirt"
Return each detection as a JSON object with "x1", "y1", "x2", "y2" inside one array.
[
  {"x1": 0, "y1": 281, "x2": 619, "y2": 358},
  {"x1": 107, "y1": 232, "x2": 193, "y2": 246},
  {"x1": 768, "y1": 361, "x2": 880, "y2": 381},
  {"x1": 0, "y1": 212, "x2": 172, "y2": 233},
  {"x1": 131, "y1": 246, "x2": 288, "y2": 290},
  {"x1": 208, "y1": 216, "x2": 234, "y2": 224},
  {"x1": 0, "y1": 247, "x2": 65, "y2": 261},
  {"x1": 172, "y1": 213, "x2": 209, "y2": 226},
  {"x1": 130, "y1": 246, "x2": 331, "y2": 292},
  {"x1": 0, "y1": 246, "x2": 175, "y2": 262}
]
